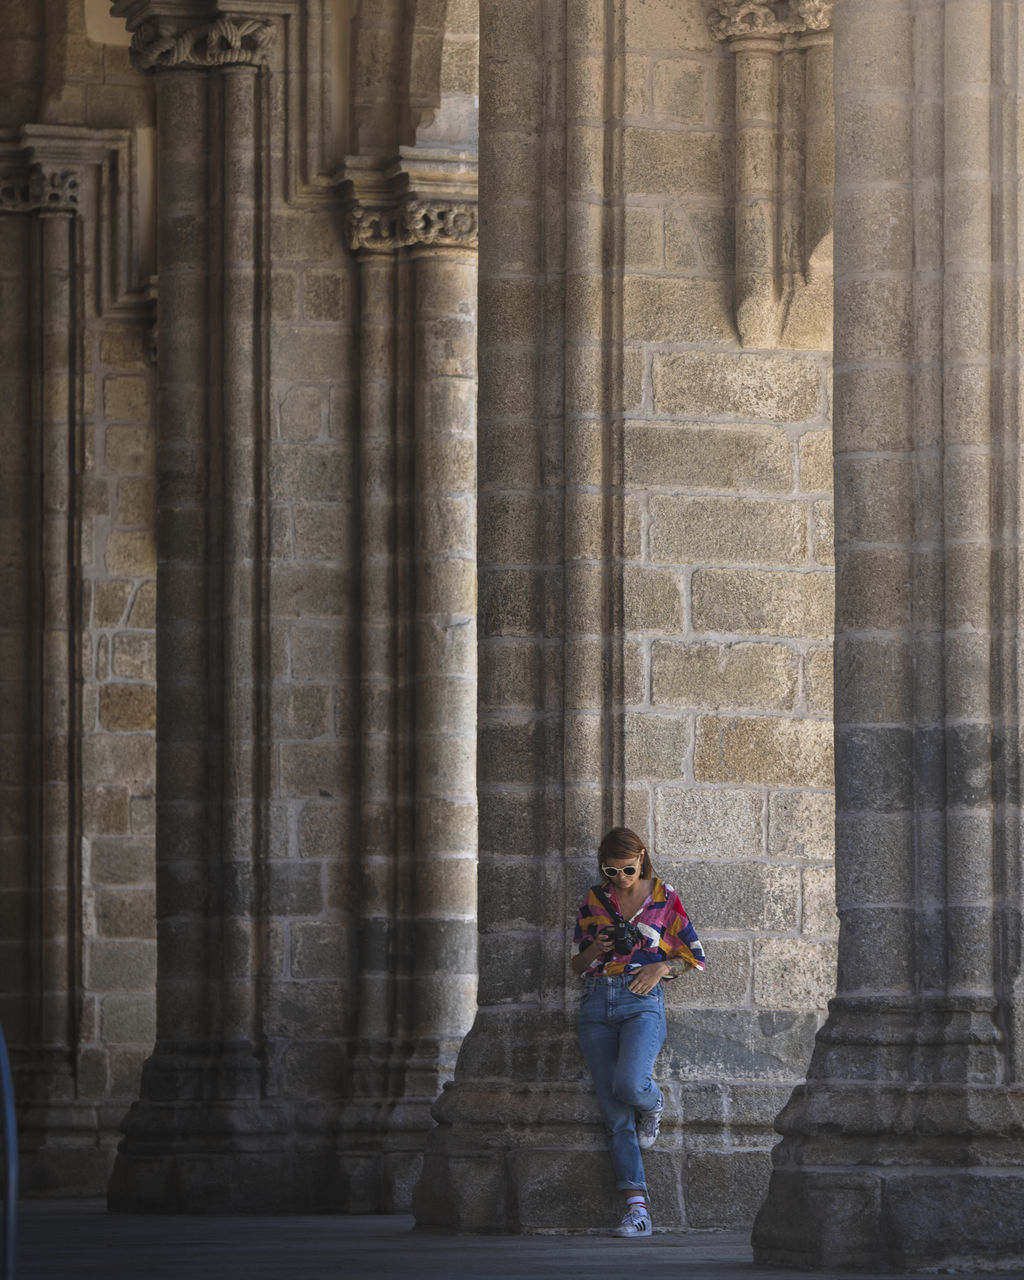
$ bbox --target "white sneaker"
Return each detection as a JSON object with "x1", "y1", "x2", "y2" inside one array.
[
  {"x1": 613, "y1": 1204, "x2": 652, "y2": 1237},
  {"x1": 636, "y1": 1093, "x2": 663, "y2": 1150}
]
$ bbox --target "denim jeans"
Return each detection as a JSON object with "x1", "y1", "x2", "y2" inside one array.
[{"x1": 577, "y1": 975, "x2": 666, "y2": 1191}]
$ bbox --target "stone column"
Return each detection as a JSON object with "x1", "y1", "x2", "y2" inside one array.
[
  {"x1": 339, "y1": 185, "x2": 478, "y2": 1211},
  {"x1": 407, "y1": 231, "x2": 477, "y2": 1089},
  {"x1": 752, "y1": 0, "x2": 1024, "y2": 1269},
  {"x1": 106, "y1": 9, "x2": 309, "y2": 1212}
]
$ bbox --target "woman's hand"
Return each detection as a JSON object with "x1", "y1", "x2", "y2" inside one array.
[{"x1": 628, "y1": 962, "x2": 669, "y2": 995}]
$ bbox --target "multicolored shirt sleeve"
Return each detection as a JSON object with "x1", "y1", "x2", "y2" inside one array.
[{"x1": 572, "y1": 877, "x2": 706, "y2": 978}]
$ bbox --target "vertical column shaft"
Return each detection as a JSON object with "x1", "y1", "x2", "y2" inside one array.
[
  {"x1": 732, "y1": 38, "x2": 781, "y2": 347},
  {"x1": 410, "y1": 244, "x2": 477, "y2": 1057},
  {"x1": 356, "y1": 246, "x2": 399, "y2": 1048},
  {"x1": 31, "y1": 203, "x2": 79, "y2": 1060}
]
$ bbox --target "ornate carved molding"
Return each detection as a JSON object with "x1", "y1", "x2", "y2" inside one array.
[
  {"x1": 708, "y1": 0, "x2": 833, "y2": 40},
  {"x1": 346, "y1": 199, "x2": 479, "y2": 253},
  {"x1": 129, "y1": 15, "x2": 275, "y2": 72}
]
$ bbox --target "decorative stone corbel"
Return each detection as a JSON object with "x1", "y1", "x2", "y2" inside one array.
[{"x1": 709, "y1": 0, "x2": 834, "y2": 348}]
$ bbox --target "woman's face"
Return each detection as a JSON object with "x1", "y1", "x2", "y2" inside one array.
[{"x1": 601, "y1": 855, "x2": 643, "y2": 890}]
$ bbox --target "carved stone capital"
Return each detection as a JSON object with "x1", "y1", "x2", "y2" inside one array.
[
  {"x1": 346, "y1": 199, "x2": 479, "y2": 253},
  {"x1": 129, "y1": 15, "x2": 275, "y2": 72},
  {"x1": 708, "y1": 0, "x2": 833, "y2": 41},
  {"x1": 0, "y1": 164, "x2": 81, "y2": 213},
  {"x1": 30, "y1": 165, "x2": 82, "y2": 212}
]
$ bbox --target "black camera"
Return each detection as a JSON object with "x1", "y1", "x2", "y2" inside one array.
[{"x1": 600, "y1": 920, "x2": 642, "y2": 955}]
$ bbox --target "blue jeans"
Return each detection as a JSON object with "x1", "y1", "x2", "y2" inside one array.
[{"x1": 577, "y1": 975, "x2": 666, "y2": 1191}]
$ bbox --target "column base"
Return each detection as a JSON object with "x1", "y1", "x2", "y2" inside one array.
[
  {"x1": 107, "y1": 1042, "x2": 344, "y2": 1213},
  {"x1": 752, "y1": 999, "x2": 1024, "y2": 1270},
  {"x1": 338, "y1": 1036, "x2": 463, "y2": 1212},
  {"x1": 412, "y1": 1007, "x2": 812, "y2": 1232},
  {"x1": 753, "y1": 1167, "x2": 1024, "y2": 1272}
]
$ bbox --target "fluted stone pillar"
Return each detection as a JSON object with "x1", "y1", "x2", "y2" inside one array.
[
  {"x1": 106, "y1": 8, "x2": 315, "y2": 1212},
  {"x1": 339, "y1": 179, "x2": 478, "y2": 1211},
  {"x1": 753, "y1": 0, "x2": 1024, "y2": 1269}
]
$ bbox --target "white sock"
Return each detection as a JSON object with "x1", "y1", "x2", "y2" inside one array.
[{"x1": 626, "y1": 1195, "x2": 647, "y2": 1211}]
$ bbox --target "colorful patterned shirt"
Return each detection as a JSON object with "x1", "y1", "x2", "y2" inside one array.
[{"x1": 573, "y1": 877, "x2": 706, "y2": 978}]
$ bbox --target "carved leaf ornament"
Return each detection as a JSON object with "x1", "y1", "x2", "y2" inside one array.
[
  {"x1": 346, "y1": 201, "x2": 479, "y2": 252},
  {"x1": 708, "y1": 0, "x2": 833, "y2": 39},
  {"x1": 130, "y1": 16, "x2": 275, "y2": 71}
]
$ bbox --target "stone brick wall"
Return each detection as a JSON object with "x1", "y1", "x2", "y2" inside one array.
[
  {"x1": 266, "y1": 205, "x2": 358, "y2": 1100},
  {"x1": 79, "y1": 321, "x2": 157, "y2": 1110},
  {"x1": 0, "y1": 0, "x2": 158, "y2": 1193},
  {"x1": 419, "y1": 0, "x2": 836, "y2": 1233}
]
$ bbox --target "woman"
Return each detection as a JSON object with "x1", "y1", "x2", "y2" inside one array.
[{"x1": 572, "y1": 827, "x2": 705, "y2": 1237}]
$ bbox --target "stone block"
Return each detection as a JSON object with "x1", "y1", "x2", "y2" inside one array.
[
  {"x1": 480, "y1": 567, "x2": 548, "y2": 637},
  {"x1": 650, "y1": 497, "x2": 807, "y2": 567},
  {"x1": 271, "y1": 272, "x2": 298, "y2": 320},
  {"x1": 687, "y1": 1151, "x2": 773, "y2": 1229},
  {"x1": 279, "y1": 385, "x2": 323, "y2": 441},
  {"x1": 622, "y1": 128, "x2": 729, "y2": 197},
  {"x1": 622, "y1": 276, "x2": 733, "y2": 343},
  {"x1": 108, "y1": 1045, "x2": 149, "y2": 1098},
  {"x1": 303, "y1": 270, "x2": 347, "y2": 322},
  {"x1": 82, "y1": 786, "x2": 131, "y2": 835},
  {"x1": 130, "y1": 793, "x2": 156, "y2": 835},
  {"x1": 82, "y1": 733, "x2": 156, "y2": 788},
  {"x1": 653, "y1": 351, "x2": 824, "y2": 423},
  {"x1": 103, "y1": 375, "x2": 149, "y2": 422},
  {"x1": 290, "y1": 623, "x2": 349, "y2": 680},
  {"x1": 695, "y1": 716, "x2": 833, "y2": 788},
  {"x1": 111, "y1": 632, "x2": 156, "y2": 680},
  {"x1": 623, "y1": 711, "x2": 692, "y2": 780},
  {"x1": 271, "y1": 685, "x2": 330, "y2": 739},
  {"x1": 754, "y1": 938, "x2": 837, "y2": 1009},
  {"x1": 565, "y1": 345, "x2": 643, "y2": 415},
  {"x1": 279, "y1": 742, "x2": 348, "y2": 798},
  {"x1": 266, "y1": 862, "x2": 323, "y2": 917},
  {"x1": 667, "y1": 861, "x2": 798, "y2": 933},
  {"x1": 91, "y1": 837, "x2": 153, "y2": 886},
  {"x1": 802, "y1": 865, "x2": 839, "y2": 938},
  {"x1": 116, "y1": 477, "x2": 155, "y2": 527},
  {"x1": 105, "y1": 530, "x2": 156, "y2": 577},
  {"x1": 655, "y1": 787, "x2": 763, "y2": 858},
  {"x1": 804, "y1": 645, "x2": 833, "y2": 715},
  {"x1": 676, "y1": 937, "x2": 751, "y2": 1007},
  {"x1": 100, "y1": 992, "x2": 156, "y2": 1044},
  {"x1": 768, "y1": 790, "x2": 834, "y2": 861},
  {"x1": 652, "y1": 58, "x2": 707, "y2": 122},
  {"x1": 270, "y1": 442, "x2": 347, "y2": 501},
  {"x1": 99, "y1": 684, "x2": 156, "y2": 732},
  {"x1": 480, "y1": 638, "x2": 546, "y2": 709},
  {"x1": 86, "y1": 938, "x2": 157, "y2": 991},
  {"x1": 798, "y1": 429, "x2": 833, "y2": 492},
  {"x1": 271, "y1": 563, "x2": 347, "y2": 617},
  {"x1": 652, "y1": 641, "x2": 799, "y2": 712},
  {"x1": 291, "y1": 922, "x2": 346, "y2": 980},
  {"x1": 625, "y1": 421, "x2": 793, "y2": 492},
  {"x1": 835, "y1": 547, "x2": 911, "y2": 632},
  {"x1": 692, "y1": 569, "x2": 833, "y2": 639}
]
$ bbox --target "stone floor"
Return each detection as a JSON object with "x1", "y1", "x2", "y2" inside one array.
[{"x1": 8, "y1": 1200, "x2": 1024, "y2": 1279}]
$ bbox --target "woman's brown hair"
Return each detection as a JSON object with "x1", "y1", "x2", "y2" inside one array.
[{"x1": 597, "y1": 827, "x2": 653, "y2": 880}]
